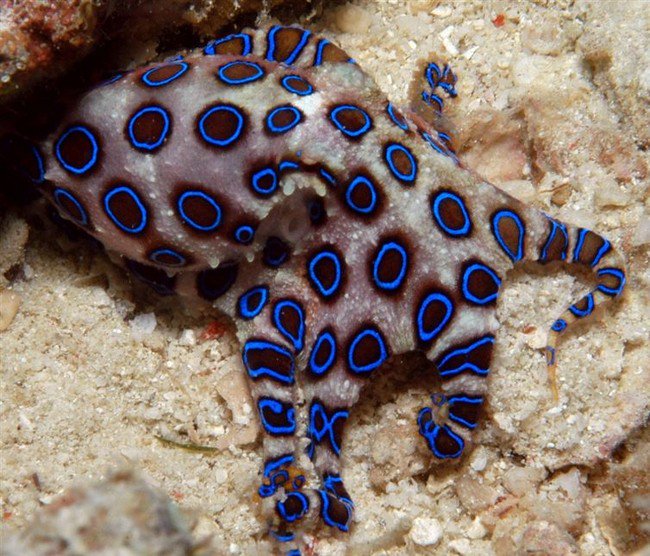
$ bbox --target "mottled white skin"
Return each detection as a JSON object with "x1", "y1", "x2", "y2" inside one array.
[{"x1": 36, "y1": 26, "x2": 626, "y2": 550}]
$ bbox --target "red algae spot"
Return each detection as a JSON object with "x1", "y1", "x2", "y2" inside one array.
[
  {"x1": 492, "y1": 14, "x2": 506, "y2": 27},
  {"x1": 199, "y1": 320, "x2": 228, "y2": 341}
]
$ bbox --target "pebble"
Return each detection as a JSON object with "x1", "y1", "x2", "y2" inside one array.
[
  {"x1": 335, "y1": 5, "x2": 372, "y2": 34},
  {"x1": 0, "y1": 289, "x2": 21, "y2": 331},
  {"x1": 408, "y1": 516, "x2": 442, "y2": 546},
  {"x1": 129, "y1": 312, "x2": 157, "y2": 340}
]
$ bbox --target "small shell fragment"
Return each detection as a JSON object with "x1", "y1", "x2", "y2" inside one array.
[{"x1": 0, "y1": 289, "x2": 21, "y2": 331}]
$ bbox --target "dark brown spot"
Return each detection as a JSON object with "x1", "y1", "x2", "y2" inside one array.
[
  {"x1": 308, "y1": 247, "x2": 345, "y2": 300},
  {"x1": 263, "y1": 236, "x2": 291, "y2": 267},
  {"x1": 268, "y1": 27, "x2": 309, "y2": 63},
  {"x1": 275, "y1": 302, "x2": 301, "y2": 342},
  {"x1": 247, "y1": 343, "x2": 294, "y2": 381},
  {"x1": 431, "y1": 189, "x2": 472, "y2": 236},
  {"x1": 176, "y1": 188, "x2": 222, "y2": 231},
  {"x1": 319, "y1": 42, "x2": 350, "y2": 64},
  {"x1": 541, "y1": 221, "x2": 568, "y2": 262},
  {"x1": 575, "y1": 229, "x2": 610, "y2": 266},
  {"x1": 434, "y1": 426, "x2": 464, "y2": 457},
  {"x1": 329, "y1": 105, "x2": 371, "y2": 138},
  {"x1": 127, "y1": 106, "x2": 170, "y2": 151},
  {"x1": 462, "y1": 261, "x2": 500, "y2": 305},
  {"x1": 449, "y1": 396, "x2": 483, "y2": 428},
  {"x1": 104, "y1": 185, "x2": 147, "y2": 233},
  {"x1": 56, "y1": 126, "x2": 98, "y2": 174},
  {"x1": 126, "y1": 259, "x2": 176, "y2": 296},
  {"x1": 196, "y1": 262, "x2": 238, "y2": 300},
  {"x1": 55, "y1": 191, "x2": 86, "y2": 224},
  {"x1": 258, "y1": 398, "x2": 294, "y2": 435},
  {"x1": 436, "y1": 336, "x2": 494, "y2": 379},
  {"x1": 141, "y1": 62, "x2": 187, "y2": 85},
  {"x1": 211, "y1": 35, "x2": 250, "y2": 55},
  {"x1": 197, "y1": 104, "x2": 246, "y2": 147},
  {"x1": 219, "y1": 62, "x2": 263, "y2": 83},
  {"x1": 390, "y1": 148, "x2": 412, "y2": 176},
  {"x1": 495, "y1": 213, "x2": 521, "y2": 255}
]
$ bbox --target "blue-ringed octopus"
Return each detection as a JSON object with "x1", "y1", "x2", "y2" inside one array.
[{"x1": 0, "y1": 25, "x2": 627, "y2": 554}]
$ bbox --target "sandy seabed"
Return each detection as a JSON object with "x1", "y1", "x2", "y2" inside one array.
[{"x1": 1, "y1": 1, "x2": 648, "y2": 554}]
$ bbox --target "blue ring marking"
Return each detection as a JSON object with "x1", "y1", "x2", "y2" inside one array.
[
  {"x1": 177, "y1": 190, "x2": 222, "y2": 232},
  {"x1": 491, "y1": 209, "x2": 525, "y2": 262},
  {"x1": 386, "y1": 102, "x2": 408, "y2": 130},
  {"x1": 551, "y1": 319, "x2": 567, "y2": 333},
  {"x1": 149, "y1": 248, "x2": 186, "y2": 267},
  {"x1": 242, "y1": 340, "x2": 295, "y2": 385},
  {"x1": 384, "y1": 142, "x2": 417, "y2": 183},
  {"x1": 422, "y1": 131, "x2": 443, "y2": 154},
  {"x1": 329, "y1": 104, "x2": 372, "y2": 138},
  {"x1": 54, "y1": 125, "x2": 99, "y2": 175},
  {"x1": 431, "y1": 190, "x2": 471, "y2": 237},
  {"x1": 266, "y1": 105, "x2": 303, "y2": 134},
  {"x1": 276, "y1": 491, "x2": 309, "y2": 523},
  {"x1": 596, "y1": 268, "x2": 626, "y2": 296},
  {"x1": 437, "y1": 335, "x2": 495, "y2": 378},
  {"x1": 308, "y1": 198, "x2": 325, "y2": 224},
  {"x1": 447, "y1": 396, "x2": 483, "y2": 429},
  {"x1": 540, "y1": 218, "x2": 568, "y2": 262},
  {"x1": 317, "y1": 490, "x2": 350, "y2": 532},
  {"x1": 259, "y1": 453, "x2": 294, "y2": 498},
  {"x1": 417, "y1": 410, "x2": 465, "y2": 459},
  {"x1": 421, "y1": 131, "x2": 458, "y2": 162},
  {"x1": 279, "y1": 160, "x2": 300, "y2": 172},
  {"x1": 287, "y1": 550, "x2": 302, "y2": 556},
  {"x1": 217, "y1": 61, "x2": 265, "y2": 85},
  {"x1": 572, "y1": 228, "x2": 587, "y2": 262},
  {"x1": 198, "y1": 104, "x2": 245, "y2": 147},
  {"x1": 30, "y1": 145, "x2": 46, "y2": 183},
  {"x1": 546, "y1": 346, "x2": 556, "y2": 367},
  {"x1": 569, "y1": 293, "x2": 595, "y2": 318},
  {"x1": 318, "y1": 167, "x2": 337, "y2": 187},
  {"x1": 100, "y1": 73, "x2": 123, "y2": 86},
  {"x1": 257, "y1": 398, "x2": 296, "y2": 435},
  {"x1": 345, "y1": 175, "x2": 377, "y2": 214},
  {"x1": 307, "y1": 402, "x2": 348, "y2": 457},
  {"x1": 438, "y1": 131, "x2": 452, "y2": 145},
  {"x1": 203, "y1": 33, "x2": 252, "y2": 56},
  {"x1": 141, "y1": 61, "x2": 189, "y2": 86},
  {"x1": 103, "y1": 186, "x2": 147, "y2": 234},
  {"x1": 592, "y1": 239, "x2": 611, "y2": 267},
  {"x1": 263, "y1": 237, "x2": 290, "y2": 268},
  {"x1": 266, "y1": 26, "x2": 312, "y2": 65},
  {"x1": 238, "y1": 286, "x2": 269, "y2": 320},
  {"x1": 270, "y1": 531, "x2": 295, "y2": 543},
  {"x1": 347, "y1": 328, "x2": 388, "y2": 375},
  {"x1": 308, "y1": 330, "x2": 336, "y2": 376},
  {"x1": 323, "y1": 474, "x2": 353, "y2": 506},
  {"x1": 281, "y1": 74, "x2": 314, "y2": 96},
  {"x1": 461, "y1": 262, "x2": 501, "y2": 305},
  {"x1": 234, "y1": 224, "x2": 255, "y2": 244},
  {"x1": 308, "y1": 250, "x2": 342, "y2": 298},
  {"x1": 251, "y1": 167, "x2": 278, "y2": 195},
  {"x1": 127, "y1": 105, "x2": 171, "y2": 151},
  {"x1": 372, "y1": 241, "x2": 408, "y2": 291},
  {"x1": 573, "y1": 228, "x2": 611, "y2": 267},
  {"x1": 416, "y1": 292, "x2": 454, "y2": 343},
  {"x1": 53, "y1": 188, "x2": 88, "y2": 226},
  {"x1": 313, "y1": 39, "x2": 330, "y2": 66},
  {"x1": 273, "y1": 300, "x2": 305, "y2": 352}
]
